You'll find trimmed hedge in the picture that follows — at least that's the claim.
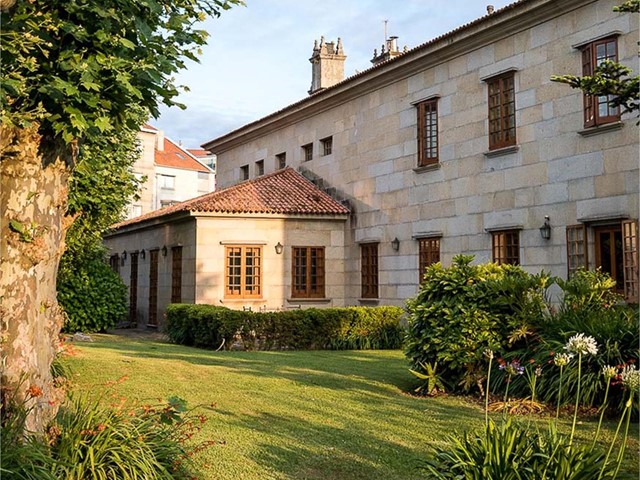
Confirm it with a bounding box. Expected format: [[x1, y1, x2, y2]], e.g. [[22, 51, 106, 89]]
[[165, 304, 405, 351]]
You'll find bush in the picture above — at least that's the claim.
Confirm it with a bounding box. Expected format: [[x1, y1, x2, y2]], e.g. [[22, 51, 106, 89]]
[[57, 251, 128, 333], [165, 304, 405, 351], [405, 255, 549, 391]]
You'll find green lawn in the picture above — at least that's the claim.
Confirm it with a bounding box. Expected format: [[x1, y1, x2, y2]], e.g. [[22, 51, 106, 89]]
[[62, 334, 639, 480]]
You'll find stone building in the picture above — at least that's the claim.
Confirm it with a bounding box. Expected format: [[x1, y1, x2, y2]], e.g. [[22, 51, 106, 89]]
[[106, 0, 638, 327], [203, 0, 639, 307], [126, 125, 215, 219]]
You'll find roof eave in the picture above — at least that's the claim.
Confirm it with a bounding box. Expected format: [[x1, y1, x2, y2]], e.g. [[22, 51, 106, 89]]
[[202, 0, 592, 154]]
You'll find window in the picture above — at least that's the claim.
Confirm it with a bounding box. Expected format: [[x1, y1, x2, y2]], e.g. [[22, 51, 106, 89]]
[[292, 247, 325, 298], [492, 230, 520, 265], [255, 159, 264, 176], [160, 200, 176, 208], [158, 174, 175, 190], [276, 152, 287, 169], [566, 224, 588, 277], [240, 164, 249, 180], [225, 246, 262, 298], [109, 254, 120, 274], [581, 37, 619, 127], [129, 252, 139, 323], [301, 144, 313, 162], [361, 243, 379, 298], [487, 72, 516, 150], [320, 136, 333, 156], [418, 237, 440, 281], [622, 220, 639, 302], [171, 246, 182, 304], [148, 249, 159, 327], [417, 99, 438, 167]]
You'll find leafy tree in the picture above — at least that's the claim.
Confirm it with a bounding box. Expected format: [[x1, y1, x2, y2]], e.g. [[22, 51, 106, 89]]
[[57, 109, 145, 332], [551, 1, 639, 118], [0, 0, 241, 433]]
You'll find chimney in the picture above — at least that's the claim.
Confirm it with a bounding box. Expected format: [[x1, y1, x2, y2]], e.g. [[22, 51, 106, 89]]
[[371, 35, 406, 66], [156, 130, 164, 152], [308, 36, 347, 95]]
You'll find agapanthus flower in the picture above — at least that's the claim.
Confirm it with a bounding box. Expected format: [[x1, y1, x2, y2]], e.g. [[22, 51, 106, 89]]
[[620, 365, 640, 391], [499, 359, 525, 376], [601, 365, 617, 379], [483, 349, 494, 359], [553, 352, 574, 367], [564, 333, 598, 356]]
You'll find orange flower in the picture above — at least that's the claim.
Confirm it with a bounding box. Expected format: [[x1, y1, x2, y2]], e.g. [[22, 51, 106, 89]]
[[26, 384, 44, 398]]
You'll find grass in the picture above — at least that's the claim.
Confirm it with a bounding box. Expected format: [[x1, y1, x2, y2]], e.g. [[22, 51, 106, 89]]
[[61, 333, 639, 480]]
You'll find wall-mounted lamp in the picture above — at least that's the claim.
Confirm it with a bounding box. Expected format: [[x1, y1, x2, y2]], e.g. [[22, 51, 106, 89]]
[[539, 216, 551, 240], [275, 242, 284, 255], [140, 249, 146, 260], [161, 245, 168, 257], [391, 237, 400, 251]]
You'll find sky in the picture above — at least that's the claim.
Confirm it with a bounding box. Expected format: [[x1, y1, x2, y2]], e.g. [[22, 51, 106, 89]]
[[154, 0, 514, 149]]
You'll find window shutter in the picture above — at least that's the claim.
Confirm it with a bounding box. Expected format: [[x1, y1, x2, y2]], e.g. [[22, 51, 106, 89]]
[[582, 45, 595, 128], [622, 219, 639, 303]]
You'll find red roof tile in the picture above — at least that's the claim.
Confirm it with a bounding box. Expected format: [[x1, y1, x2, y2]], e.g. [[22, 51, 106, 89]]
[[156, 137, 210, 172], [186, 148, 212, 158], [112, 168, 349, 229]]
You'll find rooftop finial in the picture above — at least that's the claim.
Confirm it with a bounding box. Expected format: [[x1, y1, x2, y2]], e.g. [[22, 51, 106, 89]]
[[487, 5, 494, 14]]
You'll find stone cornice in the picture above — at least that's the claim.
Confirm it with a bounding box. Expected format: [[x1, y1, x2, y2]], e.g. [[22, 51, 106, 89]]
[[203, 0, 597, 154]]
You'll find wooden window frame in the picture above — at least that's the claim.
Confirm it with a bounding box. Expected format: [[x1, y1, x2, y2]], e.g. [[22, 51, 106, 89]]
[[148, 249, 159, 327], [320, 136, 333, 156], [417, 99, 439, 167], [224, 245, 262, 299], [594, 225, 624, 295], [622, 219, 639, 303], [240, 164, 249, 180], [581, 37, 620, 128], [418, 237, 440, 282], [491, 230, 520, 265], [109, 254, 120, 274], [361, 243, 379, 299], [566, 224, 588, 277], [129, 252, 138, 323], [291, 246, 326, 298], [301, 144, 313, 162], [255, 159, 264, 176], [487, 72, 516, 150], [276, 152, 287, 169], [171, 246, 182, 304]]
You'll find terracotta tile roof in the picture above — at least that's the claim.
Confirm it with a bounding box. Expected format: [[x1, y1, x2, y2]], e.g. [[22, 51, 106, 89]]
[[202, 0, 526, 149], [112, 168, 349, 229], [186, 148, 212, 158], [156, 137, 210, 172], [142, 123, 157, 131]]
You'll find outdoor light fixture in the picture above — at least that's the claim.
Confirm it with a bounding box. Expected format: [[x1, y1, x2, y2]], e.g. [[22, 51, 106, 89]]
[[121, 250, 127, 266], [391, 237, 400, 251], [140, 249, 146, 260], [539, 216, 551, 240], [275, 242, 284, 255], [161, 245, 168, 257]]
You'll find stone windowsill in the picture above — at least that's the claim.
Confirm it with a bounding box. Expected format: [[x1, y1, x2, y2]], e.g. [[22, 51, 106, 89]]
[[412, 163, 441, 174], [483, 145, 520, 158], [577, 121, 623, 137], [358, 298, 380, 305], [286, 298, 332, 304]]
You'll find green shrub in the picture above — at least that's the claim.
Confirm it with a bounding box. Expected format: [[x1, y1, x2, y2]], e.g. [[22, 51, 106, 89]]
[[405, 255, 549, 392], [165, 304, 405, 351], [57, 251, 127, 333]]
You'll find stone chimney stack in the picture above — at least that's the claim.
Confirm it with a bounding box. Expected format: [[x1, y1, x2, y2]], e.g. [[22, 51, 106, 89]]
[[156, 130, 164, 151], [371, 35, 406, 66], [308, 36, 346, 95]]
